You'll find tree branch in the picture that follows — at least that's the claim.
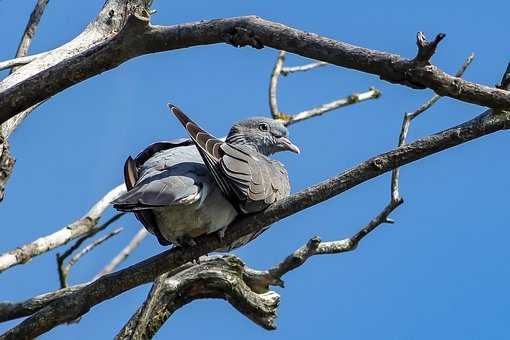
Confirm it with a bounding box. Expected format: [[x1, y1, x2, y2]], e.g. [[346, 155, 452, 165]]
[[57, 228, 123, 289], [268, 50, 380, 124], [116, 256, 280, 339], [2, 105, 510, 339], [0, 53, 47, 72], [280, 61, 327, 76], [0, 0, 49, 202], [10, 0, 49, 73], [284, 88, 381, 126], [0, 184, 126, 273], [1, 8, 509, 126], [0, 284, 87, 323], [391, 53, 475, 201], [269, 51, 285, 117], [94, 228, 148, 279]]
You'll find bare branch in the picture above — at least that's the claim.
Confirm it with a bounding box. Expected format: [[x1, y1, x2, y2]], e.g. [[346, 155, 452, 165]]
[[10, 0, 49, 73], [269, 51, 286, 117], [268, 51, 379, 124], [391, 53, 475, 201], [261, 196, 403, 287], [0, 284, 87, 323], [0, 136, 14, 202], [94, 228, 148, 279], [57, 228, 123, 289], [284, 87, 381, 126], [281, 61, 327, 76], [1, 13, 509, 126], [0, 184, 126, 273], [3, 106, 509, 339], [0, 53, 47, 72], [414, 32, 446, 63], [0, 0, 49, 201]]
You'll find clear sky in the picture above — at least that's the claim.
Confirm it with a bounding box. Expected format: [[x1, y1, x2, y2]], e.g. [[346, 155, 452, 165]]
[[1, 1, 509, 339]]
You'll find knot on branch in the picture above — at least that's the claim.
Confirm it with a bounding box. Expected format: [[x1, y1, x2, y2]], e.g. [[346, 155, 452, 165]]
[[223, 27, 264, 49], [371, 157, 385, 170], [414, 31, 446, 63]]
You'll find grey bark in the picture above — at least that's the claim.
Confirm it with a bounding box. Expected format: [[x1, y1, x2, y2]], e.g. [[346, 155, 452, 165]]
[[1, 3, 510, 127]]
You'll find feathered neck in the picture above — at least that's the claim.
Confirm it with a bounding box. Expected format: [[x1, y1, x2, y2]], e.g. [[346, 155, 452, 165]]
[[225, 132, 272, 156]]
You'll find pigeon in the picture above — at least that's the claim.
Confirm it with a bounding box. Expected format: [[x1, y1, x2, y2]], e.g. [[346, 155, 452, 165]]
[[113, 104, 299, 248]]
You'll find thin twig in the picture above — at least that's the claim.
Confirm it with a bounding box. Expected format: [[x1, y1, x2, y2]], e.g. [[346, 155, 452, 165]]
[[0, 0, 49, 203], [0, 53, 46, 72], [269, 51, 286, 117], [67, 228, 123, 269], [268, 51, 380, 125], [284, 87, 381, 126], [57, 228, 123, 288], [281, 61, 327, 76], [0, 184, 126, 273], [497, 62, 510, 90], [391, 52, 475, 201], [94, 228, 148, 279]]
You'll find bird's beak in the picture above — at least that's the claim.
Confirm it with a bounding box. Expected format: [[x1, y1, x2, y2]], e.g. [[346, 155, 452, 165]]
[[278, 137, 300, 154]]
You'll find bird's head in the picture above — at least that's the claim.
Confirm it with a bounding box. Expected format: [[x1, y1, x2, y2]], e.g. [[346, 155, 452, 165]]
[[226, 117, 300, 156]]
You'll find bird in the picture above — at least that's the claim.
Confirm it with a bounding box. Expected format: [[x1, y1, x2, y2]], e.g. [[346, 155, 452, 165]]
[[112, 104, 300, 249]]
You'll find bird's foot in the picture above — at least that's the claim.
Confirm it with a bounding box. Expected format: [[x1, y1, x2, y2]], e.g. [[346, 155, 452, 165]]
[[175, 235, 202, 263], [176, 235, 197, 248]]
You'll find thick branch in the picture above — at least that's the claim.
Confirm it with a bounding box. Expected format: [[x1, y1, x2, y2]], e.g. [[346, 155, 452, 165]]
[[0, 184, 126, 273], [1, 14, 509, 126], [118, 195, 403, 337], [2, 107, 509, 339], [0, 284, 87, 323], [116, 256, 280, 339]]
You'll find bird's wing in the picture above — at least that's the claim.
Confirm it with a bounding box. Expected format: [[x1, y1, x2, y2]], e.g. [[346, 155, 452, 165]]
[[112, 139, 200, 246], [169, 104, 290, 213], [221, 147, 290, 213], [169, 104, 239, 203]]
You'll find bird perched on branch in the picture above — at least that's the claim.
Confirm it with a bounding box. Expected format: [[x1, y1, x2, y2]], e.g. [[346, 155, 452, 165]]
[[113, 104, 299, 248]]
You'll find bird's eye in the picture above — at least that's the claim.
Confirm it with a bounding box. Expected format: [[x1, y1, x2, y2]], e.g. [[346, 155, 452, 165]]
[[258, 123, 269, 132]]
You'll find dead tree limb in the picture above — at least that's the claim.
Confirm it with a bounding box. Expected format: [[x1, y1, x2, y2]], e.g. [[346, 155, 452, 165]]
[[0, 0, 49, 201], [1, 1, 510, 127], [0, 185, 126, 273]]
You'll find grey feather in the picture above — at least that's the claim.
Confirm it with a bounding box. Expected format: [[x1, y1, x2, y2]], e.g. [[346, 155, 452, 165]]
[[113, 105, 297, 249]]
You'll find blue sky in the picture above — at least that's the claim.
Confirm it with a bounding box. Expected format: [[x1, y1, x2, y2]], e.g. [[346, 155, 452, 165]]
[[1, 1, 509, 339]]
